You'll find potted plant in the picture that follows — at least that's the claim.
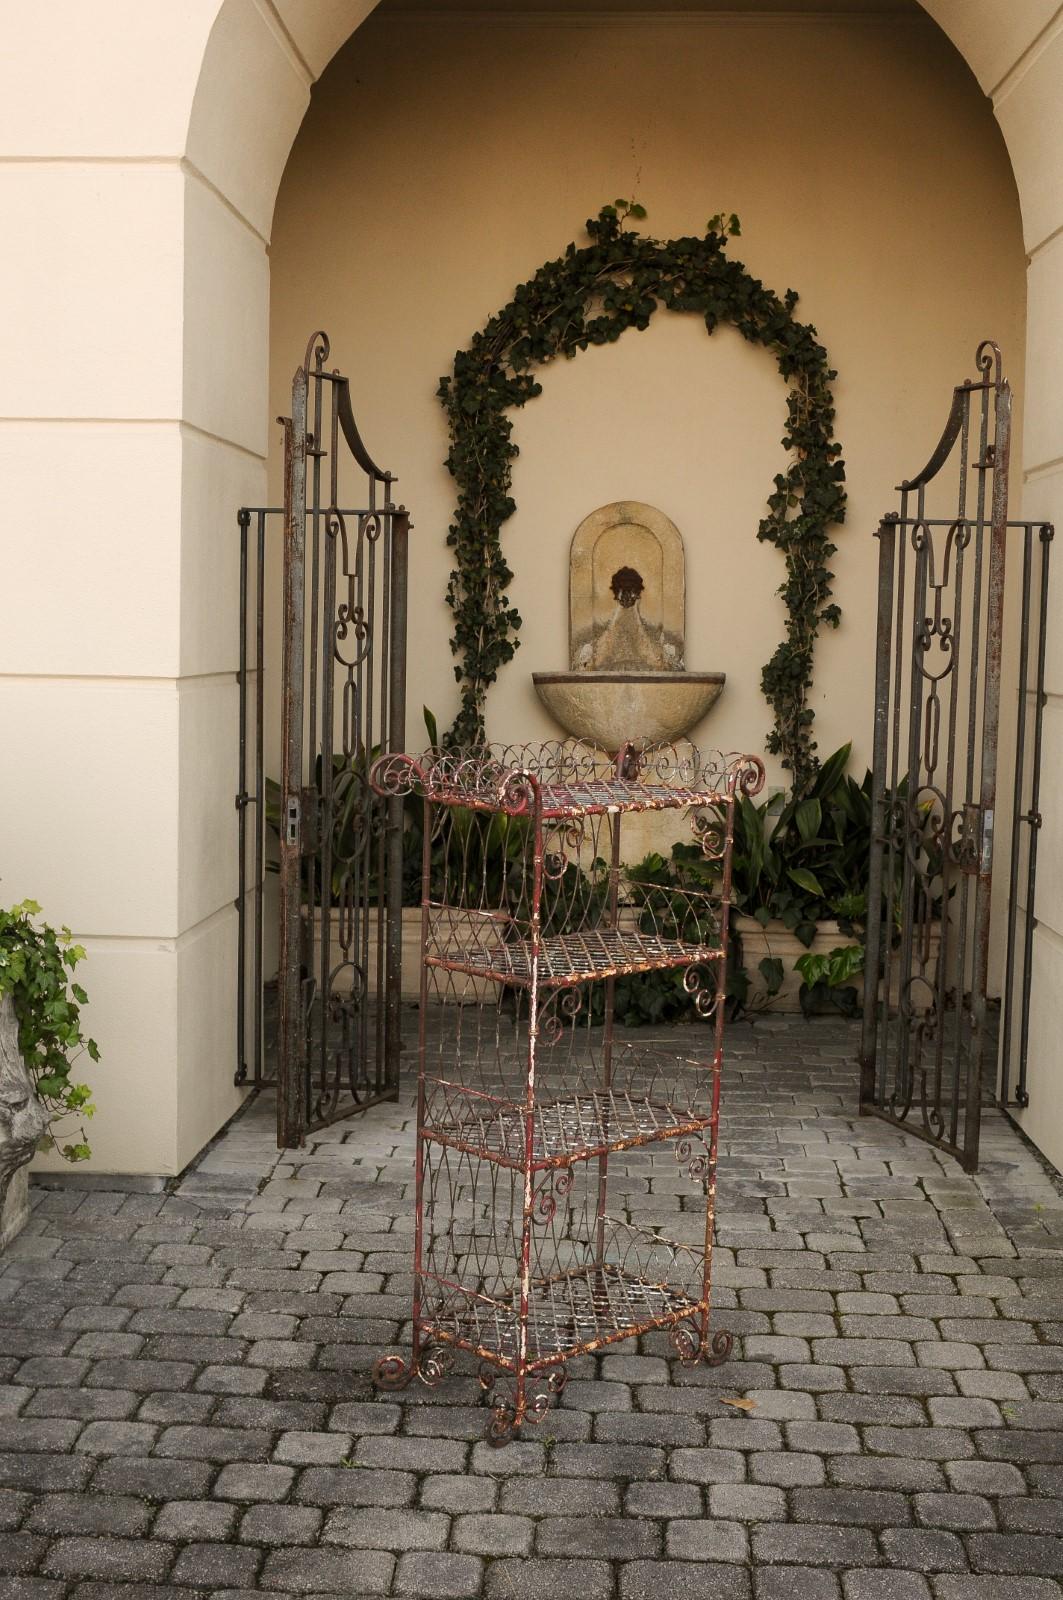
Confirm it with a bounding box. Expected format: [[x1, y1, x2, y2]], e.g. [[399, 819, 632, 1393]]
[[0, 901, 97, 1249], [266, 711, 567, 1003], [724, 744, 941, 1013], [617, 745, 941, 1018]]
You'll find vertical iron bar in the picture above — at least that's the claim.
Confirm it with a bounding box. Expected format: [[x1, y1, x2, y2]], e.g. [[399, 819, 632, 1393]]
[[235, 508, 250, 1087], [881, 485, 910, 1107], [1016, 525, 1054, 1106], [1000, 522, 1034, 1105], [318, 506, 338, 1116], [308, 364, 323, 795], [942, 393, 972, 1128], [254, 511, 266, 1086], [953, 376, 993, 1134], [278, 365, 309, 1150], [361, 515, 376, 1099], [860, 517, 897, 1107], [963, 377, 1012, 1170], [895, 512, 929, 1115], [385, 512, 410, 1096]]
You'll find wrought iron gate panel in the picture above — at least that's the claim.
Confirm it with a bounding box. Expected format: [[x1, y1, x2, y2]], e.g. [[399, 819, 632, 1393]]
[[236, 332, 409, 1147], [859, 342, 1052, 1171]]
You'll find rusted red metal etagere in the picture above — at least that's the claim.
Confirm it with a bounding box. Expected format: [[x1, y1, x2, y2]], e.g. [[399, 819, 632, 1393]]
[[369, 739, 763, 1442]]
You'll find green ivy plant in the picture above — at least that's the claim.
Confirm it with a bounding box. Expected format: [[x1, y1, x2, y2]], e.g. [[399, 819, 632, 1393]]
[[0, 901, 97, 1161], [439, 201, 847, 783]]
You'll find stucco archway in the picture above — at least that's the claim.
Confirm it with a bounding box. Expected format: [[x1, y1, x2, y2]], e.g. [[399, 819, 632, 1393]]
[[4, 0, 1062, 1175]]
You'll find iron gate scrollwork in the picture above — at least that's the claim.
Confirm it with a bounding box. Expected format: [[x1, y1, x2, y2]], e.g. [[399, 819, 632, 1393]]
[[859, 342, 1052, 1171], [235, 332, 410, 1146]]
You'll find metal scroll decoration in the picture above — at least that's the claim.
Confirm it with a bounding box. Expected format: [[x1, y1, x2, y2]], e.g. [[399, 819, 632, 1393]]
[[859, 342, 1053, 1171], [369, 738, 764, 1442]]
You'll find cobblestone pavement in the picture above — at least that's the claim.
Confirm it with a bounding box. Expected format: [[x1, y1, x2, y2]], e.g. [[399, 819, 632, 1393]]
[[4, 1016, 1063, 1600]]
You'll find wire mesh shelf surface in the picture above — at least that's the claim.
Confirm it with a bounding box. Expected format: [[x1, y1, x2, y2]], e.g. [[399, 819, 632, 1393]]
[[426, 1249, 702, 1369], [424, 1084, 713, 1170], [425, 925, 724, 987], [368, 739, 763, 1442]]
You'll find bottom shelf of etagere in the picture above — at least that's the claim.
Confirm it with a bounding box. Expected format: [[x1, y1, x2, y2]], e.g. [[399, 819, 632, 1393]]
[[418, 1218, 718, 1369]]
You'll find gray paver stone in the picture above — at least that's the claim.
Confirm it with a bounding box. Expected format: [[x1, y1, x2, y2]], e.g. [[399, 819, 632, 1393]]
[[620, 1559, 752, 1599], [170, 1543, 262, 1589], [753, 1524, 879, 1565], [212, 1463, 295, 1501], [393, 1551, 484, 1598], [152, 1500, 238, 1541], [42, 1536, 174, 1582], [667, 1517, 750, 1561], [755, 1571, 840, 1600], [259, 1547, 394, 1593], [841, 1571, 931, 1599], [321, 1506, 449, 1551], [453, 1511, 532, 1555], [420, 1474, 497, 1513], [485, 1558, 614, 1600]]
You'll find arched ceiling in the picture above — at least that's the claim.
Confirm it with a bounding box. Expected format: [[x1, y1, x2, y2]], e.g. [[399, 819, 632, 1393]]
[[186, 0, 1059, 247], [375, 0, 919, 11]]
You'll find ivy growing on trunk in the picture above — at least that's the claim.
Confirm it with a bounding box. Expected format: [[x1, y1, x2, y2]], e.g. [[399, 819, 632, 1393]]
[[439, 203, 847, 786]]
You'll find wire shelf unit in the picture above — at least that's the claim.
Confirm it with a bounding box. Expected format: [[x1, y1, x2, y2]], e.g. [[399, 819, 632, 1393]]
[[369, 738, 763, 1442]]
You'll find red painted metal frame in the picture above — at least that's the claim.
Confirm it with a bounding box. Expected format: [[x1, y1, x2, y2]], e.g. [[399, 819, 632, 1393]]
[[369, 738, 763, 1442]]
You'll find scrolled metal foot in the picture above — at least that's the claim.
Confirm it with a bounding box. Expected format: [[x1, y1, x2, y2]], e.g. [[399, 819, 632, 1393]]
[[486, 1400, 519, 1446], [669, 1322, 702, 1366], [418, 1344, 455, 1387], [544, 1363, 568, 1397], [372, 1352, 414, 1391], [705, 1328, 734, 1367]]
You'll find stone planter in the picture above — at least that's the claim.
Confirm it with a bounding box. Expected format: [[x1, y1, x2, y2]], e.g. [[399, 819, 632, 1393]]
[[0, 991, 50, 1252], [0, 1166, 30, 1252], [732, 916, 941, 1015]]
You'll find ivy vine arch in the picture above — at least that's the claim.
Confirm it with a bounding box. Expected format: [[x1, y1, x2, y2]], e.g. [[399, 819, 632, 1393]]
[[439, 204, 847, 786]]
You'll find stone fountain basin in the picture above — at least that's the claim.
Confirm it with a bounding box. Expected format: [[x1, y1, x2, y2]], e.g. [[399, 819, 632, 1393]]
[[532, 671, 725, 754]]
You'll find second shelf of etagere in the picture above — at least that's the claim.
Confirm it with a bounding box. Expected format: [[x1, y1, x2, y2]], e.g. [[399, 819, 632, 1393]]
[[423, 919, 724, 988]]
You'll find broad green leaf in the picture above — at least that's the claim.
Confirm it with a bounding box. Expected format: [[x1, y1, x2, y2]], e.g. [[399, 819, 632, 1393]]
[[795, 799, 822, 844], [787, 866, 825, 897]]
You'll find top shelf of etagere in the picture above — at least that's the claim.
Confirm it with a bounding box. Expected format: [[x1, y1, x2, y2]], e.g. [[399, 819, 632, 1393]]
[[369, 740, 764, 818]]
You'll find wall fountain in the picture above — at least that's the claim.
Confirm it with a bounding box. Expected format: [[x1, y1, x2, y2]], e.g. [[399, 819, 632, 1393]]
[[533, 501, 725, 754]]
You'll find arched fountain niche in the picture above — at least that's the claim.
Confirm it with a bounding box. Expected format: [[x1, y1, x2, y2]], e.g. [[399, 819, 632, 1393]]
[[533, 501, 724, 755]]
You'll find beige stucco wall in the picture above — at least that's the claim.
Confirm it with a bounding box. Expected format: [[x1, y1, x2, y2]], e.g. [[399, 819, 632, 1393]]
[[268, 11, 1024, 788], [1, 0, 1061, 1176], [268, 9, 1027, 915]]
